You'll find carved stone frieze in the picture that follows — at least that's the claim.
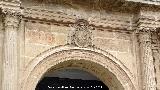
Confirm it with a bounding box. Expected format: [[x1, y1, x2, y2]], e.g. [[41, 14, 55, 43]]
[[68, 19, 93, 48]]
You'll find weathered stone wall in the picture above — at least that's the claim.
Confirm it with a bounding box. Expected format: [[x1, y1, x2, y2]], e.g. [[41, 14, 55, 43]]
[[23, 22, 70, 68], [21, 16, 138, 90], [19, 1, 139, 89], [0, 0, 160, 90], [23, 21, 137, 74], [93, 30, 136, 72]]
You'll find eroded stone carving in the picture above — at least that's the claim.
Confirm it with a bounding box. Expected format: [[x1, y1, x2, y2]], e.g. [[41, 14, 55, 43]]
[[136, 28, 157, 33], [68, 19, 93, 48], [137, 28, 157, 90]]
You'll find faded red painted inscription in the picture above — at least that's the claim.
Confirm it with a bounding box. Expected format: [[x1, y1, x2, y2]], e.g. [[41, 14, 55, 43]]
[[26, 30, 55, 45]]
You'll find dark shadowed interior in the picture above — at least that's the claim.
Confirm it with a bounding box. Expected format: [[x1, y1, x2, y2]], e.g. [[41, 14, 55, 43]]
[[36, 69, 109, 90]]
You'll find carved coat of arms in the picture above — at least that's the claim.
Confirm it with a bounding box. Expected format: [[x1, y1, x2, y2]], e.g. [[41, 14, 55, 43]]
[[68, 19, 93, 48]]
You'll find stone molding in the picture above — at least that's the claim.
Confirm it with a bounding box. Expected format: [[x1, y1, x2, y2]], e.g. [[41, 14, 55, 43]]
[[0, 1, 159, 33], [23, 7, 133, 32], [21, 45, 136, 90]]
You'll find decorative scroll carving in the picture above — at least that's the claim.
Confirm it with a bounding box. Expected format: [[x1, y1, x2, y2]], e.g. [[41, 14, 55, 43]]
[[68, 19, 93, 48]]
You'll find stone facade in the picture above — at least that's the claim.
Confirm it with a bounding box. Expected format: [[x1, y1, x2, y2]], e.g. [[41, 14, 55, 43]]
[[0, 0, 160, 90]]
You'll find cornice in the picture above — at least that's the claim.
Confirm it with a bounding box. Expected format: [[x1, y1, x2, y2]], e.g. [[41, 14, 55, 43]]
[[136, 16, 157, 29], [23, 7, 134, 33], [17, 1, 160, 33], [135, 11, 158, 34]]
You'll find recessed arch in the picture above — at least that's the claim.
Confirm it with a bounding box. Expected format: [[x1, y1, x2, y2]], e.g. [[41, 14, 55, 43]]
[[21, 45, 136, 90], [36, 60, 121, 90], [37, 66, 110, 90]]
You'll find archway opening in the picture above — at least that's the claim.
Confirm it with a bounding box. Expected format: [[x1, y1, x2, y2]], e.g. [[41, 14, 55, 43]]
[[23, 46, 135, 90], [34, 60, 123, 90], [36, 68, 109, 90]]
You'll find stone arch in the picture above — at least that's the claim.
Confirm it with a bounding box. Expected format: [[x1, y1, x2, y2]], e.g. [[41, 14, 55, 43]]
[[21, 45, 136, 90]]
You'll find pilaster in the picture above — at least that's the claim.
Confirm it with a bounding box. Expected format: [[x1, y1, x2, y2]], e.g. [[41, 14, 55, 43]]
[[135, 7, 158, 90], [0, 1, 22, 90], [136, 28, 157, 90]]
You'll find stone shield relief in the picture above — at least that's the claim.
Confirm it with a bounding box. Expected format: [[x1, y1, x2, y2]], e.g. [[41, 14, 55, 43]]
[[68, 19, 93, 48]]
